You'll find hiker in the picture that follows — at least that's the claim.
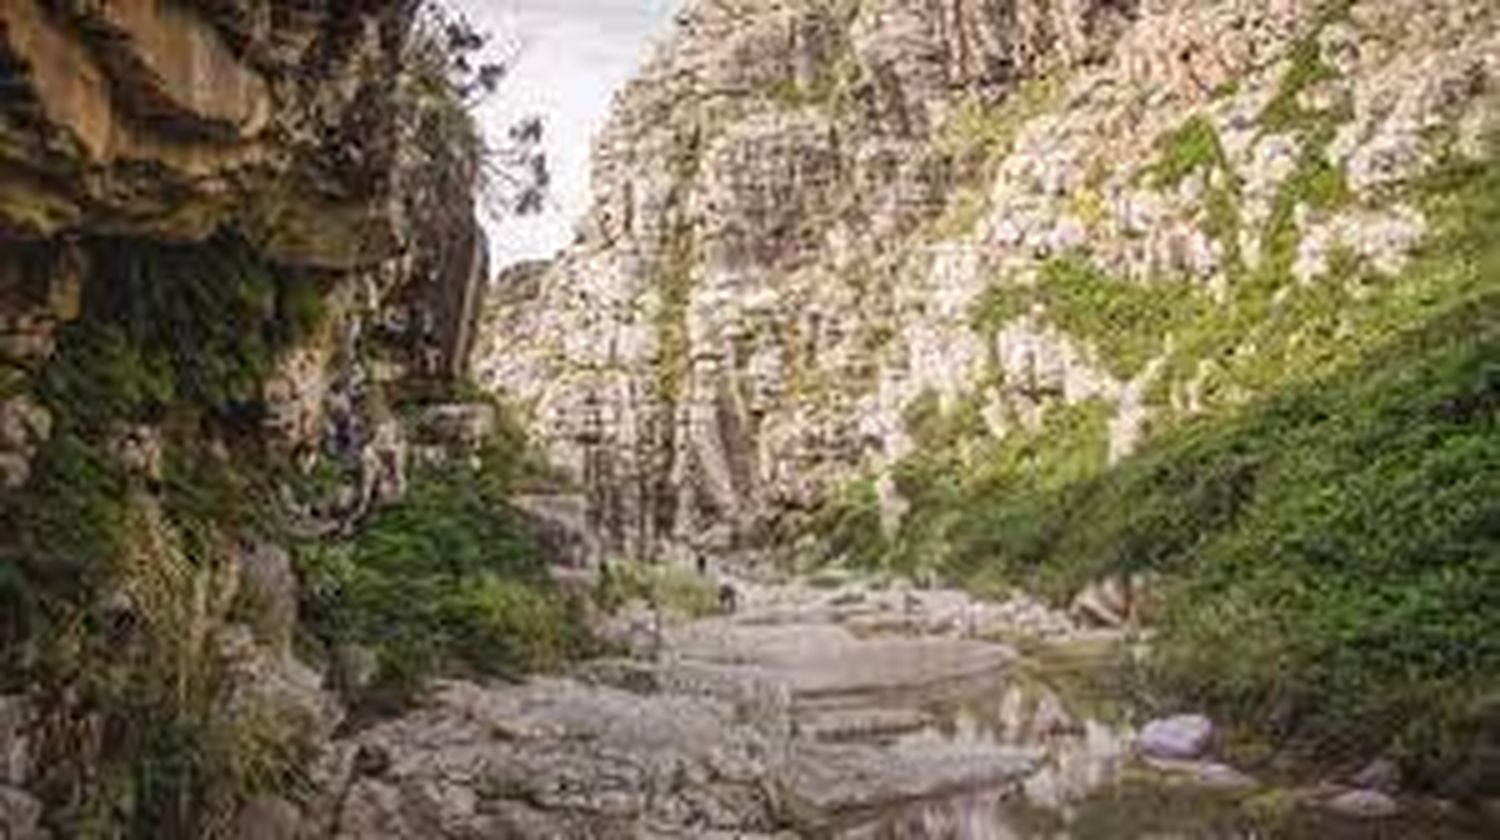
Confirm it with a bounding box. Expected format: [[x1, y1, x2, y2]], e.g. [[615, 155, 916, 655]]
[[718, 581, 739, 614]]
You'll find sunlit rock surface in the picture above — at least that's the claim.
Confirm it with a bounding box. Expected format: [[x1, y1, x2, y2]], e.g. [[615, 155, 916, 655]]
[[477, 0, 1500, 562]]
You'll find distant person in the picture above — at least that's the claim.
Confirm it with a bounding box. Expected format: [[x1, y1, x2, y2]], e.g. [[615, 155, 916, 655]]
[[695, 551, 708, 577], [718, 581, 739, 614]]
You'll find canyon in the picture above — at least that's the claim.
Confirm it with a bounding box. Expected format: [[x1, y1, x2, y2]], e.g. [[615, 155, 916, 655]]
[[0, 0, 1497, 837]]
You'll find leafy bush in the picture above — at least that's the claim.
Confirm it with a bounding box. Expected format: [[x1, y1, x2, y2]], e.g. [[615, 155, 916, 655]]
[[807, 477, 888, 569], [828, 148, 1500, 783], [941, 294, 1500, 779], [296, 445, 592, 713], [85, 232, 323, 419], [1, 229, 334, 836], [1151, 116, 1231, 190], [601, 562, 723, 619], [972, 254, 1207, 379]]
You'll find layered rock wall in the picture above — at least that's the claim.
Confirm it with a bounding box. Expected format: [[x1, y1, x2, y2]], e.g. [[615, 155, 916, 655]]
[[0, 2, 491, 835], [1, 0, 488, 473], [479, 0, 1133, 560], [478, 0, 1500, 563]]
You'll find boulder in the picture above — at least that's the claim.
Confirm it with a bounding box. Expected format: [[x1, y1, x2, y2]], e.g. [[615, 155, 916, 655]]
[[1324, 788, 1400, 819], [234, 541, 298, 653], [782, 741, 1039, 823], [0, 697, 29, 787], [414, 403, 498, 449], [234, 796, 303, 840], [1070, 578, 1131, 628], [1137, 714, 1214, 760], [1348, 757, 1402, 794], [1144, 758, 1259, 791], [0, 785, 44, 840]]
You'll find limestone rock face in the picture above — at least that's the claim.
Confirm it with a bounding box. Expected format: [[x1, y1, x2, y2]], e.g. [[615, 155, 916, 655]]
[[0, 0, 391, 260], [478, 0, 1500, 561], [0, 0, 490, 487], [0, 1, 492, 832]]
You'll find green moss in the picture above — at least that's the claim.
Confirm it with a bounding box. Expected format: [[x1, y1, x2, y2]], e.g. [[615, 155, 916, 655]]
[[1151, 116, 1232, 190], [654, 225, 696, 403], [975, 255, 1208, 381], [1259, 36, 1340, 135], [925, 76, 1065, 242], [970, 280, 1033, 335], [939, 76, 1063, 163]]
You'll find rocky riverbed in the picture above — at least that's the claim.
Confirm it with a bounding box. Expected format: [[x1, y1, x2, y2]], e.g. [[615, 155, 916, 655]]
[[324, 575, 1497, 838]]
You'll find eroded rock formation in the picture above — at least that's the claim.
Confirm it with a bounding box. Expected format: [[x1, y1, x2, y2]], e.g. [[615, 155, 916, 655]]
[[478, 0, 1500, 562], [0, 1, 490, 835]]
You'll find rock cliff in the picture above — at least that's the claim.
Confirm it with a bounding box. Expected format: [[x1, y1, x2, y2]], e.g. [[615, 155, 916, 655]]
[[0, 1, 491, 835], [478, 0, 1500, 563]]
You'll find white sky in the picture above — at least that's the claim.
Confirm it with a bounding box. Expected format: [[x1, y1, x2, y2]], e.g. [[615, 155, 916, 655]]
[[453, 1, 682, 268]]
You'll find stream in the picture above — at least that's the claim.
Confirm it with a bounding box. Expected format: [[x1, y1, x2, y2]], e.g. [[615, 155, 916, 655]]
[[663, 577, 1494, 839], [332, 573, 1497, 838]]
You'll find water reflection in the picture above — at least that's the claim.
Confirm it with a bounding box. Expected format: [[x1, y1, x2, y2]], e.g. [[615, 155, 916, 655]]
[[832, 640, 1492, 840]]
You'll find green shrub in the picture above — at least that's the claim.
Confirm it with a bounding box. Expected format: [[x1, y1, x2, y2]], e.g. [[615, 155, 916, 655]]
[[942, 295, 1500, 779], [36, 232, 322, 431], [296, 445, 592, 712], [654, 224, 695, 402], [85, 232, 322, 418], [970, 281, 1033, 335], [36, 323, 175, 431], [811, 146, 1500, 782], [0, 229, 337, 838], [1151, 116, 1231, 190], [1146, 115, 1246, 279], [807, 477, 888, 569], [603, 562, 723, 619], [973, 255, 1207, 380], [1259, 36, 1340, 134], [161, 433, 280, 566]]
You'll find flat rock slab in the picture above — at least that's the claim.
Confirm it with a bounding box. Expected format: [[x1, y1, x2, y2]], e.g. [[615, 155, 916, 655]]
[[785, 741, 1040, 820], [800, 707, 935, 743], [1143, 757, 1259, 791], [669, 622, 1014, 701], [1324, 788, 1400, 819], [335, 679, 785, 839]]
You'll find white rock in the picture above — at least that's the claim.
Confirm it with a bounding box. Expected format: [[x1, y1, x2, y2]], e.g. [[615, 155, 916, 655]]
[[1348, 757, 1401, 793], [1325, 788, 1400, 819], [0, 786, 43, 840], [1137, 714, 1214, 760]]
